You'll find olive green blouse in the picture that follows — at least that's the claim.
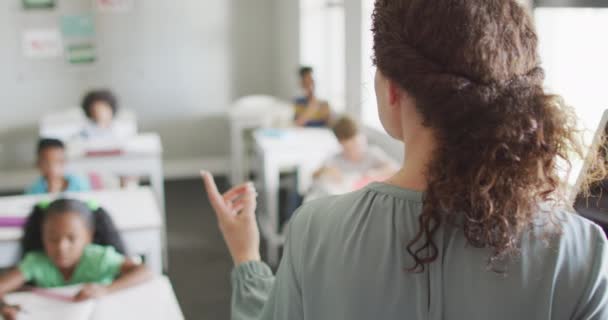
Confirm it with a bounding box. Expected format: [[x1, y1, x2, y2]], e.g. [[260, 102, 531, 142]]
[[231, 182, 608, 320]]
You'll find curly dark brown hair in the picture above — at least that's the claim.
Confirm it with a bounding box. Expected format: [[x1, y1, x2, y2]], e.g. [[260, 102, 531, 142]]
[[81, 89, 118, 119], [372, 0, 600, 272]]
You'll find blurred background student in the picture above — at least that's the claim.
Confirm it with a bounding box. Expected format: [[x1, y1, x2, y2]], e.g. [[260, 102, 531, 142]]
[[26, 138, 91, 195], [306, 115, 398, 201], [80, 89, 121, 140], [293, 66, 333, 127], [314, 115, 397, 183]]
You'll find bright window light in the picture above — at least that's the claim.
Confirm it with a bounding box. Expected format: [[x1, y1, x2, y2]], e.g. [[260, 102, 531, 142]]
[[535, 8, 608, 185], [360, 0, 382, 130], [300, 0, 345, 112]]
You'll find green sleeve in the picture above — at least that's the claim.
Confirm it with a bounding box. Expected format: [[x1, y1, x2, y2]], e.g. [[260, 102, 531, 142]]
[[231, 261, 275, 320], [98, 246, 126, 280], [17, 252, 43, 282], [230, 220, 304, 320]]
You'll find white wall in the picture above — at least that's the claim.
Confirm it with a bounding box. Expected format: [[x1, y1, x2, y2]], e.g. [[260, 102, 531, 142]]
[[272, 0, 300, 100], [0, 0, 301, 177]]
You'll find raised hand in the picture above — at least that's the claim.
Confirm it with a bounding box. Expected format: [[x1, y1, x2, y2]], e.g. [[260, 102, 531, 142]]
[[201, 171, 261, 266]]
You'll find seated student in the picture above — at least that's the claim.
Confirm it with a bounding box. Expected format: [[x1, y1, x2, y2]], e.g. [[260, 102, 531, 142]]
[[26, 138, 91, 195], [293, 66, 332, 127], [80, 89, 120, 139], [0, 199, 152, 320], [314, 115, 398, 184], [81, 89, 139, 189]]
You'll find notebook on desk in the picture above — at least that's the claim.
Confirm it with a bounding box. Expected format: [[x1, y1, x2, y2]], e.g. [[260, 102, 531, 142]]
[[2, 277, 183, 320], [4, 285, 93, 320]]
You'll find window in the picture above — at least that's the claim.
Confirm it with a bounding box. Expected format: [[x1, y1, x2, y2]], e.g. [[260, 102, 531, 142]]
[[534, 3, 608, 184], [360, 0, 382, 130], [300, 0, 345, 112]]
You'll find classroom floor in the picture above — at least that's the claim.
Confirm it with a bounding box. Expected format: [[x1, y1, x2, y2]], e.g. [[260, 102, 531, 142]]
[[165, 177, 233, 319]]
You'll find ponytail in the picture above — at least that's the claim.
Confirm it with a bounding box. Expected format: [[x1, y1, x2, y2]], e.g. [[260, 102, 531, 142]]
[[21, 199, 126, 257]]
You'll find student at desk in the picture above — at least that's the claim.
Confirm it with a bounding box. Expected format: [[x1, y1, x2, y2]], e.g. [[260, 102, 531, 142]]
[[26, 139, 91, 195], [203, 0, 608, 318], [80, 89, 140, 189], [0, 199, 152, 320], [293, 66, 332, 127], [80, 89, 122, 140], [314, 115, 397, 184]]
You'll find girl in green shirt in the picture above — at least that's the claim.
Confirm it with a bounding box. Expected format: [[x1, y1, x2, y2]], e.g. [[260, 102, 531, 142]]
[[0, 199, 152, 320]]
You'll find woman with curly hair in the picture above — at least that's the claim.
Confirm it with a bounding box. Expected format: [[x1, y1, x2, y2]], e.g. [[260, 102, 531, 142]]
[[202, 0, 608, 319]]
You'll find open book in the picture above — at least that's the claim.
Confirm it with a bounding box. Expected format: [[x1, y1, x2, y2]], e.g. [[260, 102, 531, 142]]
[[3, 285, 94, 320], [2, 278, 183, 320]]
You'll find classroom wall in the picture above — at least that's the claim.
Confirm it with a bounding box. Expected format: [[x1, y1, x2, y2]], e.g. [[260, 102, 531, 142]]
[[0, 0, 302, 181]]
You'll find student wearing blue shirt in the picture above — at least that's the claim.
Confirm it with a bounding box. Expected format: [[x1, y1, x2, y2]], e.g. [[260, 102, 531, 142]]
[[26, 139, 91, 195], [293, 67, 332, 127]]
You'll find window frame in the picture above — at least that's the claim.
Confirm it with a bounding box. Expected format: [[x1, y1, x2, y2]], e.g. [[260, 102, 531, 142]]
[[534, 0, 608, 8]]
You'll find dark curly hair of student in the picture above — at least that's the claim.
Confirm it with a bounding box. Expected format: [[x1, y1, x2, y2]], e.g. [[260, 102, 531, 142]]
[[372, 0, 604, 272], [81, 89, 118, 119], [21, 199, 126, 257]]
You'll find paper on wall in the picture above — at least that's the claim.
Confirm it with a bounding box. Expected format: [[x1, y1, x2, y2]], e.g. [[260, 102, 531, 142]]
[[22, 29, 63, 59], [95, 0, 134, 13]]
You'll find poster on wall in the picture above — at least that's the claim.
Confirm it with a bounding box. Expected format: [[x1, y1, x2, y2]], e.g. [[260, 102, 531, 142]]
[[66, 43, 96, 64], [22, 29, 63, 59], [22, 0, 55, 10], [95, 0, 134, 13], [60, 15, 96, 38]]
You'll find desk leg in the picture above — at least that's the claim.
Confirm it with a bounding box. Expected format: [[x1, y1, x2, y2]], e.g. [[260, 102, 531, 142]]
[[121, 229, 163, 275], [260, 154, 281, 266], [231, 124, 243, 185], [150, 158, 168, 272]]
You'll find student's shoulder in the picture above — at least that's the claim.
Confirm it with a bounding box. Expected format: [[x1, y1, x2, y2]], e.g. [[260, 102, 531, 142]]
[[22, 250, 49, 262], [25, 177, 46, 194], [66, 174, 91, 190], [293, 96, 308, 105], [20, 251, 54, 271]]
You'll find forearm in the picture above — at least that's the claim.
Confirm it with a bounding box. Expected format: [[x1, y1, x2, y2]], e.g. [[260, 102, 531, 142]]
[[106, 264, 152, 294], [0, 269, 26, 297]]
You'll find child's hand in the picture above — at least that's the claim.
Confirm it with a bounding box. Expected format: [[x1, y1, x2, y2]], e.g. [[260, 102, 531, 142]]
[[73, 284, 109, 302], [0, 305, 20, 320], [201, 171, 261, 266]]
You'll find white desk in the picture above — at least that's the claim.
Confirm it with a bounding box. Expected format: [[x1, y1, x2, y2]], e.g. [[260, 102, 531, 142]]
[[91, 276, 184, 320], [0, 188, 164, 274], [39, 108, 138, 142], [66, 133, 165, 213], [228, 96, 293, 185], [253, 128, 340, 265], [3, 276, 184, 320]]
